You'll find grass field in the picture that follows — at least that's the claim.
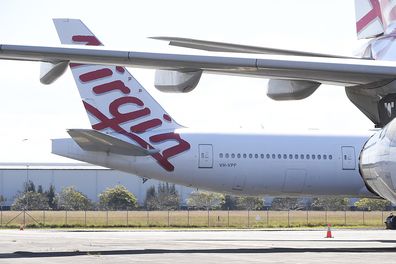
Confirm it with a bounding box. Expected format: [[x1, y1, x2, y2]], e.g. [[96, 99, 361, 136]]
[[0, 210, 391, 228]]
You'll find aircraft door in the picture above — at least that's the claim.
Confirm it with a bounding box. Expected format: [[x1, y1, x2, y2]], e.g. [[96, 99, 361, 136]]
[[198, 144, 213, 168], [342, 146, 356, 170]]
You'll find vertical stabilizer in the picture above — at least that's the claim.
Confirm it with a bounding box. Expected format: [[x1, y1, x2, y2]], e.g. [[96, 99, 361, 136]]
[[355, 0, 385, 39], [52, 19, 190, 172]]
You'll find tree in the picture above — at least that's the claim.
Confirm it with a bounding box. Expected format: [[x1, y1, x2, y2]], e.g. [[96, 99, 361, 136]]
[[99, 185, 137, 210], [12, 192, 50, 210], [23, 180, 35, 193], [144, 185, 158, 210], [271, 198, 300, 210], [45, 184, 57, 210], [156, 183, 180, 210], [311, 197, 349, 211], [236, 196, 264, 210], [0, 195, 5, 205], [354, 198, 391, 211], [187, 191, 225, 210], [57, 186, 93, 210], [222, 195, 237, 210]]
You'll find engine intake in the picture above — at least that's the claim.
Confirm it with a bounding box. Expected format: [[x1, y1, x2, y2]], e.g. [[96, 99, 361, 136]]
[[360, 118, 396, 203]]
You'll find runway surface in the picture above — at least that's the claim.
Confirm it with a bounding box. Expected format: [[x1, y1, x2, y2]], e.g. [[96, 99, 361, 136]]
[[0, 229, 396, 263]]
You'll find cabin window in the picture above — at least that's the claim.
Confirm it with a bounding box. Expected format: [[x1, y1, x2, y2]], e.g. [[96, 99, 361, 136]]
[[329, 155, 333, 160], [231, 153, 235, 158], [237, 153, 241, 158], [219, 153, 223, 158], [243, 154, 247, 158], [295, 154, 298, 159]]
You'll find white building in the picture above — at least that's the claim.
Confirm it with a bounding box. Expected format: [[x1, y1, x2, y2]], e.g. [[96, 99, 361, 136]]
[[0, 163, 196, 207]]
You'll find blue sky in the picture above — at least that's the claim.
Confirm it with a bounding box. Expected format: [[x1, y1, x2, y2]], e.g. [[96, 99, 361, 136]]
[[0, 0, 373, 162]]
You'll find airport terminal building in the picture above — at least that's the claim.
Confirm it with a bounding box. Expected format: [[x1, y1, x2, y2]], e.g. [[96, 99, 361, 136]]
[[0, 163, 196, 208]]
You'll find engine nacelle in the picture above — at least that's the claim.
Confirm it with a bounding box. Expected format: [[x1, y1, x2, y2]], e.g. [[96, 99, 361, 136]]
[[360, 118, 396, 203], [267, 79, 321, 100], [154, 70, 202, 93]]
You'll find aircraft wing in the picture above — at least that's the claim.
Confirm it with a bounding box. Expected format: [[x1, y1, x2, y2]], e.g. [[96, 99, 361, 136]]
[[0, 44, 396, 86], [150, 36, 356, 59], [68, 129, 159, 156]]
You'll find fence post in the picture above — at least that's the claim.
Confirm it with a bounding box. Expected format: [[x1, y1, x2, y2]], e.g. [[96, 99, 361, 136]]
[[266, 208, 269, 227], [106, 210, 109, 226], [43, 210, 45, 226], [168, 209, 170, 227], [306, 210, 309, 226], [126, 209, 129, 226], [147, 210, 149, 226], [187, 208, 190, 227], [84, 210, 87, 227], [247, 210, 250, 228], [207, 209, 210, 227], [1, 206, 2, 227], [227, 208, 230, 228], [363, 211, 365, 226], [65, 210, 67, 226], [325, 210, 328, 224], [382, 211, 384, 225], [287, 210, 290, 227], [344, 209, 347, 226]]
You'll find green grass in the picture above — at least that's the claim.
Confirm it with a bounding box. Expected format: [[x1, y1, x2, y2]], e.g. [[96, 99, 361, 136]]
[[0, 210, 390, 229]]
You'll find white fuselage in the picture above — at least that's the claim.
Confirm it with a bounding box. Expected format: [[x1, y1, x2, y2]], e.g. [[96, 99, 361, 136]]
[[53, 129, 377, 198]]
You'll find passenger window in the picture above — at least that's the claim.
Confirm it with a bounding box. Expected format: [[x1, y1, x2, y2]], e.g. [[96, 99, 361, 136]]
[[237, 153, 241, 159], [255, 154, 259, 159], [318, 155, 321, 160], [249, 154, 253, 158], [300, 154, 304, 160], [312, 155, 316, 160], [278, 154, 282, 159], [243, 154, 247, 158], [266, 154, 270, 159], [231, 153, 235, 158], [323, 155, 327, 160], [306, 154, 310, 160], [283, 154, 287, 159], [225, 153, 229, 158], [219, 153, 223, 158], [261, 154, 265, 159], [272, 154, 276, 159], [289, 154, 293, 159], [329, 155, 333, 160], [295, 154, 298, 159]]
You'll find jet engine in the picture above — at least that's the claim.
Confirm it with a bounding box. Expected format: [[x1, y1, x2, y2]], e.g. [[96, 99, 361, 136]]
[[154, 70, 202, 93], [360, 118, 396, 204]]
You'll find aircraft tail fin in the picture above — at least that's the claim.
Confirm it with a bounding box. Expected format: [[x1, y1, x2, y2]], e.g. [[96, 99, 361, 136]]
[[355, 0, 385, 39], [52, 19, 191, 172]]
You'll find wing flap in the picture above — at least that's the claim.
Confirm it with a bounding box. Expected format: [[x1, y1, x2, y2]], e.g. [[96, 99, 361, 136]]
[[150, 37, 356, 59], [68, 129, 159, 156]]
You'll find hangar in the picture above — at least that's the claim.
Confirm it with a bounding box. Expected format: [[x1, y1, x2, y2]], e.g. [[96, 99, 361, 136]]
[[0, 162, 195, 208]]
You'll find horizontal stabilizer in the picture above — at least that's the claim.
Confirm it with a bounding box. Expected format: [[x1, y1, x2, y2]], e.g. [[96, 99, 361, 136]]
[[151, 37, 356, 59], [67, 129, 159, 156]]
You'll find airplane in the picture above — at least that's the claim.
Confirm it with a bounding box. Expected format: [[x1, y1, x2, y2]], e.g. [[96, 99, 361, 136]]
[[0, 1, 396, 203]]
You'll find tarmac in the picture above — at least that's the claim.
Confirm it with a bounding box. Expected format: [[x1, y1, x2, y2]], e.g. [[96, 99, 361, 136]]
[[0, 229, 396, 263]]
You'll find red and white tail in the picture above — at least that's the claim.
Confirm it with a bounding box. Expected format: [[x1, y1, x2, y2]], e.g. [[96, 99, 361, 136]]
[[355, 0, 396, 39], [52, 19, 190, 172]]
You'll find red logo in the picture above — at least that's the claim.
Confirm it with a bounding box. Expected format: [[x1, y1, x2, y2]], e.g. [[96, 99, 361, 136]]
[[70, 35, 191, 172]]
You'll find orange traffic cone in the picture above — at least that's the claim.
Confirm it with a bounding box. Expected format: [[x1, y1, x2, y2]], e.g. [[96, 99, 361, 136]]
[[325, 224, 333, 238]]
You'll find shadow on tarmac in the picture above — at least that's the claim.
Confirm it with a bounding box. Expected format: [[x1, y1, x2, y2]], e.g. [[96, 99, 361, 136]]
[[1, 247, 396, 258]]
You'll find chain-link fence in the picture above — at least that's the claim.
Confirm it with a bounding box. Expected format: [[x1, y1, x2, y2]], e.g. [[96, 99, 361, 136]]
[[0, 210, 391, 228]]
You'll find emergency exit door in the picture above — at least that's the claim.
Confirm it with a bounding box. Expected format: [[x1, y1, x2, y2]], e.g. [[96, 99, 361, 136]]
[[198, 144, 213, 168], [342, 146, 356, 170]]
